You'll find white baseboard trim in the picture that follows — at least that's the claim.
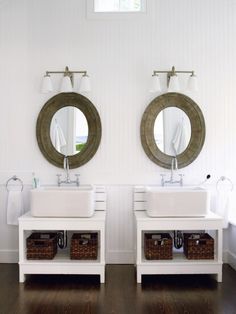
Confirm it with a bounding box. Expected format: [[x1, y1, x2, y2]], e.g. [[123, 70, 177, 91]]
[[223, 250, 229, 263], [227, 250, 236, 271], [106, 250, 134, 264], [0, 250, 18, 263]]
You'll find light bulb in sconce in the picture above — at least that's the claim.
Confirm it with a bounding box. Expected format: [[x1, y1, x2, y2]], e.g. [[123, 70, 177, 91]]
[[60, 75, 73, 92], [168, 74, 180, 92], [41, 74, 53, 93], [187, 73, 198, 92], [149, 74, 161, 93], [79, 74, 91, 93]]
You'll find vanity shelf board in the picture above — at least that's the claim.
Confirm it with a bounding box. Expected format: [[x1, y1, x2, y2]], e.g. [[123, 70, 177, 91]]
[[22, 248, 101, 264], [134, 211, 223, 230], [141, 252, 219, 264], [19, 263, 105, 278]]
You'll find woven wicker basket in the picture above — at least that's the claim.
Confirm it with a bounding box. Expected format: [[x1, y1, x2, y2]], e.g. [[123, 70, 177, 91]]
[[27, 232, 58, 260], [144, 233, 173, 260], [70, 233, 98, 260], [184, 233, 214, 259]]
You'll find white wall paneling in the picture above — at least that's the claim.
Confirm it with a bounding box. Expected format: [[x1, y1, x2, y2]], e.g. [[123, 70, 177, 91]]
[[0, 0, 236, 263], [106, 186, 134, 263]]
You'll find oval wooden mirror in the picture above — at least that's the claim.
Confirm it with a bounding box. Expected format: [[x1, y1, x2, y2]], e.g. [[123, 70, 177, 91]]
[[140, 93, 205, 169], [36, 92, 102, 169]]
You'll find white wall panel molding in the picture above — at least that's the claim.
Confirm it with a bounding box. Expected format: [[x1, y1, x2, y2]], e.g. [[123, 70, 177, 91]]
[[0, 250, 18, 263], [227, 250, 236, 271], [105, 186, 134, 263], [106, 250, 134, 264]]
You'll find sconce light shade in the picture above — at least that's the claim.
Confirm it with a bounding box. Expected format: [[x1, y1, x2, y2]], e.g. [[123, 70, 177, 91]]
[[151, 66, 198, 94], [149, 74, 161, 93], [79, 74, 91, 92], [41, 67, 91, 94], [187, 74, 198, 92], [41, 74, 53, 93], [168, 75, 180, 92], [60, 75, 73, 92]]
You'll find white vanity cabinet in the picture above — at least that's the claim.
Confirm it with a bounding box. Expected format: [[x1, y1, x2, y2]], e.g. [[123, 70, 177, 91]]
[[134, 186, 224, 283], [18, 186, 106, 283]]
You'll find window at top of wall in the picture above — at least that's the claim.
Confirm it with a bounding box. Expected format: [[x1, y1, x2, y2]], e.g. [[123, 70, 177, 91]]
[[94, 0, 145, 12], [87, 0, 147, 19]]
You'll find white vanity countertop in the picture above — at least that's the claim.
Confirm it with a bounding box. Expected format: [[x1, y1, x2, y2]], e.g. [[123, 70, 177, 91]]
[[135, 211, 223, 221], [134, 211, 224, 230], [19, 211, 106, 222]]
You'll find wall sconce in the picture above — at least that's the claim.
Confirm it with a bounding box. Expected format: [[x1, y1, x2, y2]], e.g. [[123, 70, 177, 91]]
[[41, 66, 91, 93], [149, 66, 198, 93]]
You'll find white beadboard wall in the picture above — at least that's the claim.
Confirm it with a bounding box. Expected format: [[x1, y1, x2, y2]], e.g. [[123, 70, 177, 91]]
[[0, 0, 236, 264]]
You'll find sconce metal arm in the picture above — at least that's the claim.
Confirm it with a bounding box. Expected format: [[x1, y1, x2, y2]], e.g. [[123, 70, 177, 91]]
[[44, 66, 88, 88], [153, 66, 194, 76], [46, 68, 87, 76]]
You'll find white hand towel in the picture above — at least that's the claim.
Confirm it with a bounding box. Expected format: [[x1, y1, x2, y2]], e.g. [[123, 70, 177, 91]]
[[172, 123, 182, 155], [52, 122, 67, 153], [215, 190, 231, 228], [54, 126, 61, 152], [57, 124, 66, 147], [228, 191, 236, 225], [7, 190, 24, 225], [172, 122, 187, 155]]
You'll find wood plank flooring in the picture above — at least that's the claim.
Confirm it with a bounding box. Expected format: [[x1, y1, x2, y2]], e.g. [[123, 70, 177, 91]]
[[0, 264, 235, 314]]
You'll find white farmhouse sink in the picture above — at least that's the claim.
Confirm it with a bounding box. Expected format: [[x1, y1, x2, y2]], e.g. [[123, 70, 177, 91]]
[[30, 185, 95, 217], [146, 186, 210, 217]]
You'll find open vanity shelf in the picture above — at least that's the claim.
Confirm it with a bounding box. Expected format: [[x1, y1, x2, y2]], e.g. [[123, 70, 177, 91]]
[[135, 211, 223, 283], [18, 186, 106, 283], [134, 187, 224, 284]]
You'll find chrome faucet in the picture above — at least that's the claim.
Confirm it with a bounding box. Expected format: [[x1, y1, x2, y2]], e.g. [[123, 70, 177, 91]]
[[170, 157, 178, 181], [64, 156, 70, 183], [161, 157, 184, 186], [57, 156, 80, 186]]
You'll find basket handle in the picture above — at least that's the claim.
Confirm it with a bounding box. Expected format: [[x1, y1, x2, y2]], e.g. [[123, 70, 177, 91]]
[[196, 239, 206, 245], [154, 240, 165, 246]]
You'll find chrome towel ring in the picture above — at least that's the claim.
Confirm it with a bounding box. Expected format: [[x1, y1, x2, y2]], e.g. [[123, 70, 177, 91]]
[[216, 176, 234, 192], [6, 176, 24, 192]]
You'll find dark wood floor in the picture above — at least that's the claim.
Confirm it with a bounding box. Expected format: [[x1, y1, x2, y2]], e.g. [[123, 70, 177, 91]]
[[0, 264, 236, 314]]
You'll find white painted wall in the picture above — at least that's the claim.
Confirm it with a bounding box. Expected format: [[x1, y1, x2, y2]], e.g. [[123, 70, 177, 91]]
[[0, 0, 236, 264]]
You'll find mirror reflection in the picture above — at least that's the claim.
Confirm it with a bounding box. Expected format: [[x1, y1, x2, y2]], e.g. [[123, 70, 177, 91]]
[[50, 106, 88, 156], [154, 107, 191, 156]]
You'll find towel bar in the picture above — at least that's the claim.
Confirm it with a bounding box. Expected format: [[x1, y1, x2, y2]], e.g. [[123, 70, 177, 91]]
[[6, 175, 24, 192]]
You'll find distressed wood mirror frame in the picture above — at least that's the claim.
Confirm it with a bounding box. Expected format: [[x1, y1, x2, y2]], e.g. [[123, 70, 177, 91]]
[[141, 92, 205, 169], [36, 92, 102, 169]]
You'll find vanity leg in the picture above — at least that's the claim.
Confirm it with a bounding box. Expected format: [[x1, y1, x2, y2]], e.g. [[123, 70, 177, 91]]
[[100, 270, 105, 283], [216, 271, 222, 283], [19, 269, 25, 283], [137, 270, 142, 283]]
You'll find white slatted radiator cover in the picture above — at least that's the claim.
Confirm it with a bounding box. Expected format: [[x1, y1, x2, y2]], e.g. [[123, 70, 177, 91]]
[[133, 186, 146, 211], [95, 185, 107, 211]]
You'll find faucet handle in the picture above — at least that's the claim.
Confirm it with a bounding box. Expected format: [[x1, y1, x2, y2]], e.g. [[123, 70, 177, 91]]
[[75, 174, 80, 186], [56, 174, 62, 186], [178, 174, 184, 186], [160, 174, 166, 186]]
